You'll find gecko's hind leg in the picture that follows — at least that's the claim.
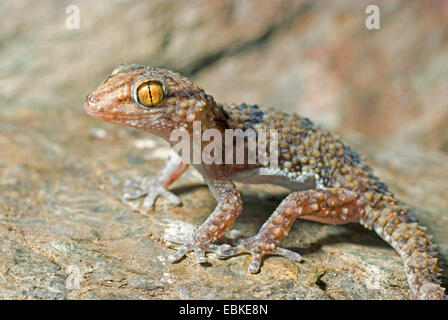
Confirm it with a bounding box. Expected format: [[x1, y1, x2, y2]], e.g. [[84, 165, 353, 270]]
[[215, 188, 366, 273], [122, 152, 189, 214]]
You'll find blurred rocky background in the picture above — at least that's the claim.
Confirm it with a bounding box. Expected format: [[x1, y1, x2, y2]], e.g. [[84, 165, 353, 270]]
[[0, 0, 447, 299]]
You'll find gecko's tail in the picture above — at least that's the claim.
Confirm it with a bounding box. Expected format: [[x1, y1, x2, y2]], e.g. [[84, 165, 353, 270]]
[[397, 231, 447, 300], [360, 194, 447, 300]]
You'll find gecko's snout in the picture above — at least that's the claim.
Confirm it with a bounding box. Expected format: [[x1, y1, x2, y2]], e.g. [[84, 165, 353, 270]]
[[84, 89, 113, 121], [84, 92, 101, 115]]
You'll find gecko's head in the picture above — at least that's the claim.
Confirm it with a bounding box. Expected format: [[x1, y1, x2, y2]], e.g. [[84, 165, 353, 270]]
[[84, 64, 212, 139]]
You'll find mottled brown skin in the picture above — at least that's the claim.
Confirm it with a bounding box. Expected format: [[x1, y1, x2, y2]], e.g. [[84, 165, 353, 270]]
[[84, 64, 446, 300]]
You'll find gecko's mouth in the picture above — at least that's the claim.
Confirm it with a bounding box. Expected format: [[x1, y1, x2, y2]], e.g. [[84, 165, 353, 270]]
[[83, 95, 157, 123], [84, 104, 138, 121]]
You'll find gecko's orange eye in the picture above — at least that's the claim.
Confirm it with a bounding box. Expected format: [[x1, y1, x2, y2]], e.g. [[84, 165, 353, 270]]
[[136, 81, 165, 107]]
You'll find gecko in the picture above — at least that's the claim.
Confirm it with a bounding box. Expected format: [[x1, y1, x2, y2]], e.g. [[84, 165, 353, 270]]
[[84, 64, 446, 300]]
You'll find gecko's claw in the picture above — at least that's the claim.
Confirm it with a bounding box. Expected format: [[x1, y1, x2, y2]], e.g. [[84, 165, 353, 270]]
[[215, 238, 303, 273], [122, 179, 182, 214]]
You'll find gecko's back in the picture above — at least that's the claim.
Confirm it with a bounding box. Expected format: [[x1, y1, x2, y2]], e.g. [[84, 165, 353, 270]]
[[221, 103, 387, 195]]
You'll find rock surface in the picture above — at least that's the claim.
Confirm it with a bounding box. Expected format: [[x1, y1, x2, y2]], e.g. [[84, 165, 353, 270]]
[[0, 0, 447, 299]]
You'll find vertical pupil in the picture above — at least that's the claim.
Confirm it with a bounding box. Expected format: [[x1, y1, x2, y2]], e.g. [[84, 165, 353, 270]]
[[147, 84, 154, 105]]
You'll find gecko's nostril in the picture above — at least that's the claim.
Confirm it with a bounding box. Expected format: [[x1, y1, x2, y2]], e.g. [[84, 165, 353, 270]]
[[84, 93, 99, 112], [85, 93, 98, 105]]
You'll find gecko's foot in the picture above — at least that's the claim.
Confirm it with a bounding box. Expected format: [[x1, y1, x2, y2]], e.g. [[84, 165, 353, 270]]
[[167, 230, 246, 264], [215, 237, 303, 273], [167, 240, 214, 264], [122, 178, 182, 214]]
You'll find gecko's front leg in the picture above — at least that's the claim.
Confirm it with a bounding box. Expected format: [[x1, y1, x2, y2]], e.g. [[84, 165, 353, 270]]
[[167, 177, 243, 264], [123, 152, 189, 214]]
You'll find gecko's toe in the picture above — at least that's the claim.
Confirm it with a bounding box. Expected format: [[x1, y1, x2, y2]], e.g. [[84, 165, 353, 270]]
[[122, 190, 146, 201], [215, 244, 238, 258], [215, 243, 263, 273], [122, 182, 182, 214], [142, 192, 159, 209], [194, 248, 208, 264], [273, 247, 303, 263], [248, 254, 262, 273], [167, 242, 212, 264], [167, 245, 190, 263], [215, 237, 303, 272], [160, 189, 182, 206]]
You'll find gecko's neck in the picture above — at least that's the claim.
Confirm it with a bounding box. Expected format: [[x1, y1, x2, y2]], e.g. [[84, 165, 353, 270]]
[[200, 95, 230, 132]]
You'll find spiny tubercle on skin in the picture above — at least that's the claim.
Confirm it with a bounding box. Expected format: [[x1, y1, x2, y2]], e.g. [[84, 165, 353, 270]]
[[84, 64, 447, 300]]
